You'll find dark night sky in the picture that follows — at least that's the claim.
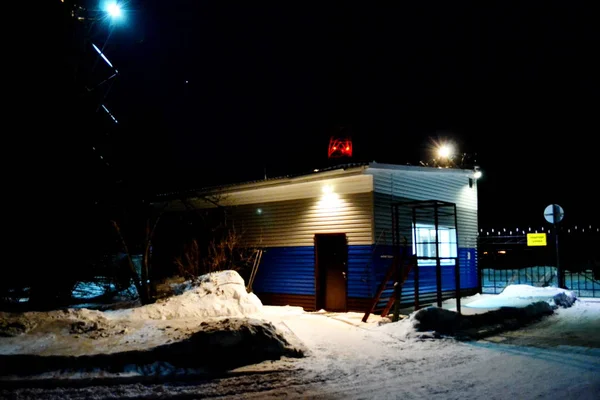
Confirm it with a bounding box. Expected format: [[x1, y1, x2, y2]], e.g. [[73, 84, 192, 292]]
[[60, 1, 599, 228]]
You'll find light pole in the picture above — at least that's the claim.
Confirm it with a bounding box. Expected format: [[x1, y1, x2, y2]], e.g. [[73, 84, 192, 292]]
[[66, 0, 127, 183], [71, 1, 123, 94]]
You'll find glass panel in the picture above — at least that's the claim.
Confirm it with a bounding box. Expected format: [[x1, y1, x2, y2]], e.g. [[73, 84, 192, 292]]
[[412, 224, 458, 266]]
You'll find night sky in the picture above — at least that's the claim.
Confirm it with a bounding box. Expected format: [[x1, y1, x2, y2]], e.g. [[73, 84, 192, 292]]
[[59, 1, 599, 228]]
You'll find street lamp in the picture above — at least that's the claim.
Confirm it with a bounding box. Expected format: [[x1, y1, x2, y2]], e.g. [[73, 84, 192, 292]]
[[71, 1, 124, 93], [65, 0, 128, 180], [70, 1, 124, 22], [437, 144, 453, 160], [420, 137, 479, 169]]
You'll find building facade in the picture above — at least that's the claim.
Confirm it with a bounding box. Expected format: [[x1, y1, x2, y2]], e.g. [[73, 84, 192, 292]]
[[157, 162, 480, 312]]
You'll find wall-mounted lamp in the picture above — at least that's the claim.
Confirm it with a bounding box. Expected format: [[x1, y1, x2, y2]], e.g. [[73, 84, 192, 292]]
[[319, 184, 341, 211], [470, 167, 482, 187]]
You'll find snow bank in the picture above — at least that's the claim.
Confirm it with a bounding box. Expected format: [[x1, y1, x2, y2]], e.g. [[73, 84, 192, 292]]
[[0, 308, 122, 338], [0, 318, 304, 378], [466, 284, 577, 309], [378, 301, 555, 341], [499, 284, 577, 307], [108, 270, 263, 320]]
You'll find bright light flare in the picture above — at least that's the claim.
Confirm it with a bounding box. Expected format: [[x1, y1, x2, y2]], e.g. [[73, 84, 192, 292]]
[[318, 186, 342, 211], [437, 144, 453, 159], [106, 2, 122, 18], [473, 170, 482, 179], [322, 185, 334, 195]]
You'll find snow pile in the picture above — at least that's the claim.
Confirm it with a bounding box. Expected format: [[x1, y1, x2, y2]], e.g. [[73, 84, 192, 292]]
[[499, 284, 577, 307], [379, 301, 555, 340], [377, 306, 472, 340], [0, 308, 125, 339], [0, 271, 304, 378], [465, 284, 577, 309], [0, 318, 304, 378], [0, 314, 38, 337], [109, 270, 263, 320], [377, 285, 571, 341]]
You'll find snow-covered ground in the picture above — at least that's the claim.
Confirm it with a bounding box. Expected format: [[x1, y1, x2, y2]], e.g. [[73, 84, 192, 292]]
[[1, 271, 599, 399]]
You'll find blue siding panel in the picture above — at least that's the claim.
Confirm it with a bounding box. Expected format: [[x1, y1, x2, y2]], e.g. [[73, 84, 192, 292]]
[[396, 247, 478, 299], [458, 248, 478, 289], [347, 245, 374, 298], [252, 245, 478, 299], [366, 245, 478, 299], [253, 246, 316, 295]]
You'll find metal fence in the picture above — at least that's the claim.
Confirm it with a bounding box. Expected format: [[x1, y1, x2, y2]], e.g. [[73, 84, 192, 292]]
[[480, 266, 600, 298], [478, 224, 600, 298]]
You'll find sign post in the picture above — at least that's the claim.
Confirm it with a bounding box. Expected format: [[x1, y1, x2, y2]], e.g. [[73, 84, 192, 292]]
[[543, 204, 564, 288]]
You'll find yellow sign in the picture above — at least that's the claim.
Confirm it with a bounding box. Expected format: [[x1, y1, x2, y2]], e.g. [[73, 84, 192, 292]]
[[527, 233, 547, 246]]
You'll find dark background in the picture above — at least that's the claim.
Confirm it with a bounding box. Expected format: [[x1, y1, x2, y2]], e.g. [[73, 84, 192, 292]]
[[55, 1, 598, 230]]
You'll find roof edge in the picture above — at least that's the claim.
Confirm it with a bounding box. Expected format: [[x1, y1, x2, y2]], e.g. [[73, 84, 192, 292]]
[[153, 163, 369, 201], [367, 161, 476, 175], [152, 161, 478, 202]]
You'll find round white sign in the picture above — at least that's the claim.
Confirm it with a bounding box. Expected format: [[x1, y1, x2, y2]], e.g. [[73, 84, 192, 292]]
[[544, 204, 564, 224]]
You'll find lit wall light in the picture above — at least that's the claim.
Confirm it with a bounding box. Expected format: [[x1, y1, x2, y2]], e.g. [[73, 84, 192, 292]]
[[318, 185, 342, 210], [470, 167, 482, 186]]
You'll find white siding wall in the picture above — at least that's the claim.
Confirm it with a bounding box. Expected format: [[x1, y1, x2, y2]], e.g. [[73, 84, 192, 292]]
[[367, 167, 478, 248], [182, 173, 375, 247], [156, 165, 479, 249], [227, 191, 374, 247]]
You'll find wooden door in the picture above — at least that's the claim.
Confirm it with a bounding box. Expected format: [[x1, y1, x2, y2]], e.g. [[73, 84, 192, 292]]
[[315, 233, 348, 311]]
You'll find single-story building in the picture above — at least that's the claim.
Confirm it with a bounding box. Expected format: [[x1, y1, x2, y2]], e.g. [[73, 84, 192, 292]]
[[153, 162, 480, 313]]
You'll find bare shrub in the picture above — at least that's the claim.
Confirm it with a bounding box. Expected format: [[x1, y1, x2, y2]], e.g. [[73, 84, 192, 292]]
[[174, 225, 256, 283], [174, 239, 201, 281]]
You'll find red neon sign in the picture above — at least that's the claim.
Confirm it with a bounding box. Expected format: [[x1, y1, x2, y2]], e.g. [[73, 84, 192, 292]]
[[328, 137, 353, 158]]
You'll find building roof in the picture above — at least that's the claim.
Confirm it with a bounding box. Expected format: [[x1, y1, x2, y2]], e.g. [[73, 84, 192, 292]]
[[152, 161, 477, 202]]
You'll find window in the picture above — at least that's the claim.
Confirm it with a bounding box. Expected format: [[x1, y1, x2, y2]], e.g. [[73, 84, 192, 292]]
[[412, 224, 457, 266]]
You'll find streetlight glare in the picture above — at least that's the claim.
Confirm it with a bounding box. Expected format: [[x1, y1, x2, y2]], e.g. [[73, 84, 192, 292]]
[[437, 144, 453, 159], [106, 3, 122, 18]]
